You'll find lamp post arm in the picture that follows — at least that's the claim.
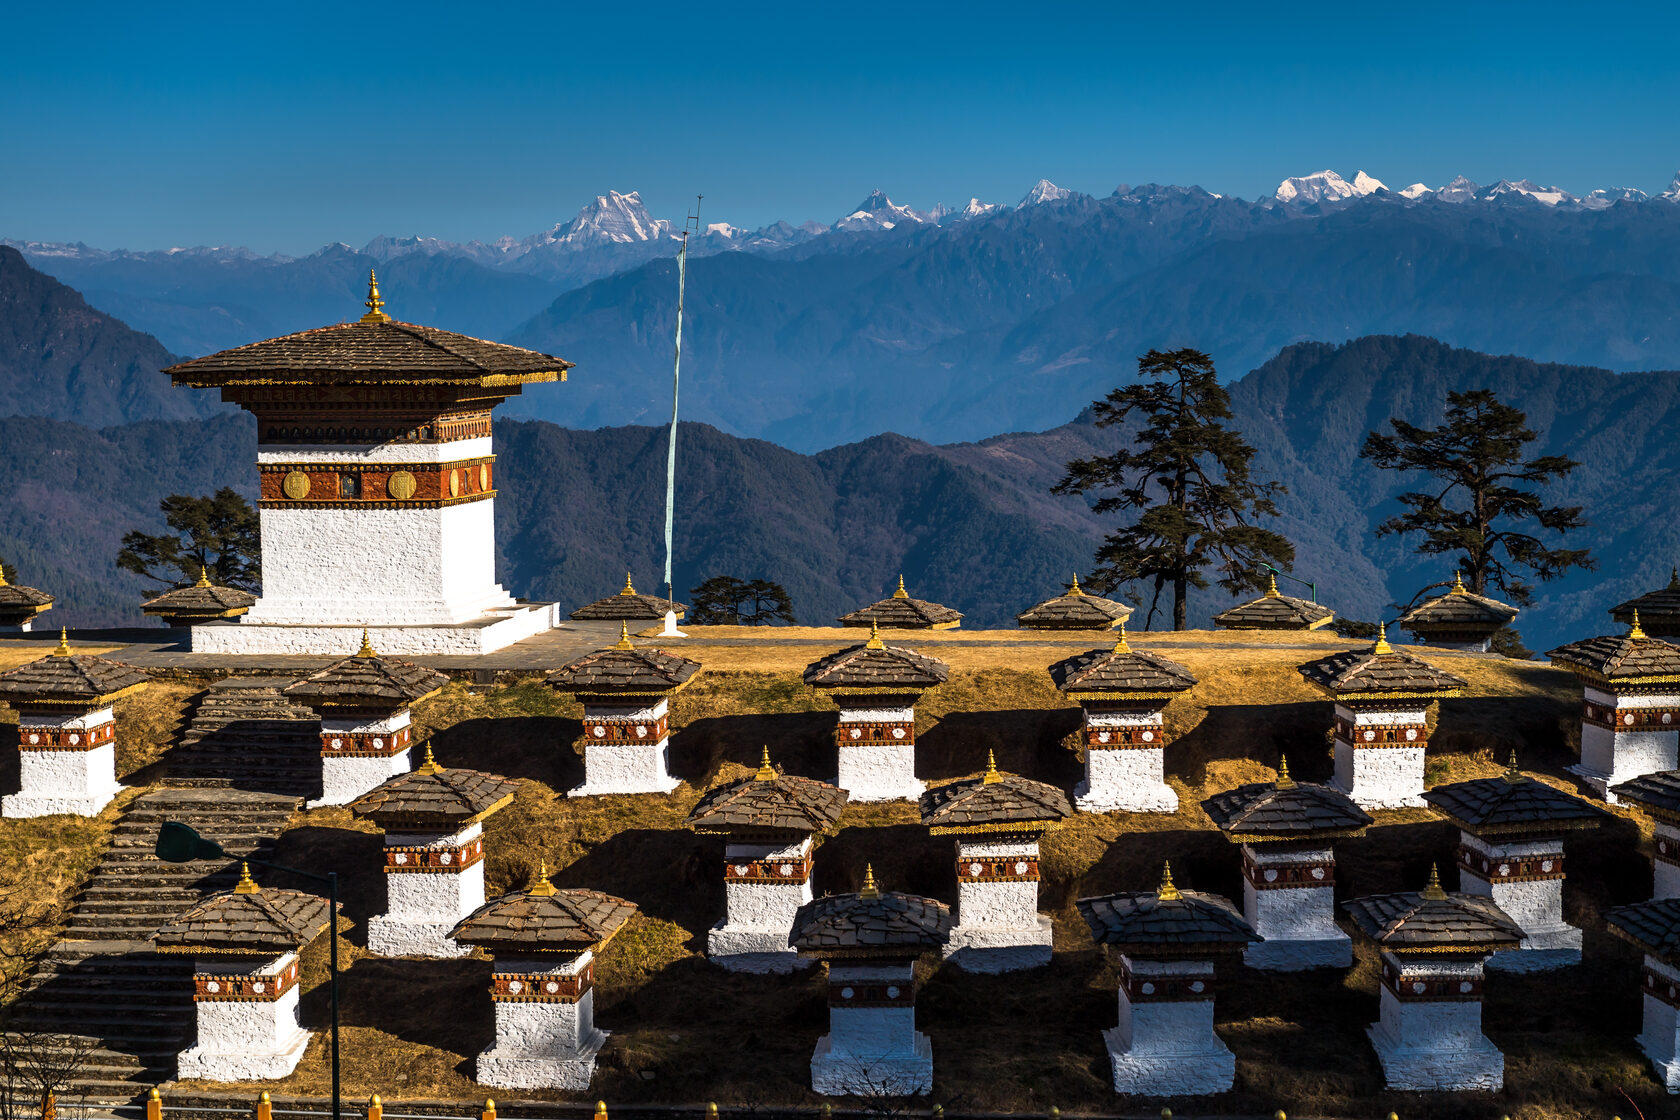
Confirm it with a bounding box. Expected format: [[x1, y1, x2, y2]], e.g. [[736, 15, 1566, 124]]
[[1262, 563, 1317, 603]]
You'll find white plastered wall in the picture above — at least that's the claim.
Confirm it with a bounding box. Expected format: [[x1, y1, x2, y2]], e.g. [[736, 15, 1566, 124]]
[[1367, 953, 1502, 1091], [1638, 955, 1680, 1093], [1330, 702, 1429, 810], [571, 699, 678, 796], [3, 707, 120, 818], [1458, 833, 1579, 970], [1656, 823, 1680, 900], [1076, 708, 1174, 813], [177, 953, 309, 1082], [945, 837, 1052, 973], [1575, 688, 1680, 800], [1104, 957, 1234, 1096], [476, 951, 605, 1090], [314, 711, 412, 808], [812, 962, 932, 1096], [1241, 844, 1349, 971], [369, 821, 484, 958], [710, 836, 813, 972]]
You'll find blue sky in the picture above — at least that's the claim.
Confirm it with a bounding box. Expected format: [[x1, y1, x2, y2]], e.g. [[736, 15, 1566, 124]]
[[5, 1, 1680, 255]]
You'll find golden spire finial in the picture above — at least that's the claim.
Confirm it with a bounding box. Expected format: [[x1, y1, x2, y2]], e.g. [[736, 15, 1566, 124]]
[[1275, 755, 1295, 789], [0, 564, 9, 587], [1156, 861, 1182, 902], [614, 621, 635, 650], [755, 745, 777, 781], [1451, 571, 1467, 594], [982, 750, 1002, 784], [1068, 573, 1084, 597], [619, 572, 636, 596], [53, 627, 71, 657], [865, 620, 885, 650], [1372, 622, 1392, 655], [1113, 619, 1131, 654], [859, 863, 881, 900], [233, 861, 259, 894], [892, 574, 909, 599], [1669, 566, 1679, 591], [416, 741, 443, 776], [360, 270, 390, 323], [1502, 749, 1524, 784], [195, 565, 212, 588], [1421, 862, 1447, 901], [528, 858, 557, 897], [1631, 609, 1648, 641], [357, 628, 377, 658], [1264, 572, 1280, 598]]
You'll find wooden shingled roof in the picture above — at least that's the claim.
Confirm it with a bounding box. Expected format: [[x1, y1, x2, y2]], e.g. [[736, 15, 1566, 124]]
[[1398, 576, 1520, 634], [1606, 897, 1680, 964], [1422, 758, 1607, 836], [451, 878, 637, 954], [0, 638, 149, 707], [803, 625, 949, 692], [282, 638, 449, 711], [545, 628, 701, 696], [687, 751, 848, 835], [1341, 869, 1524, 953], [1199, 760, 1372, 841], [154, 868, 332, 955], [837, 576, 963, 630], [349, 748, 520, 828], [570, 575, 687, 621], [919, 756, 1073, 834], [1047, 629, 1197, 698], [1076, 864, 1258, 954], [1610, 569, 1680, 632], [1548, 620, 1680, 684], [0, 567, 53, 624], [141, 576, 257, 619], [1296, 628, 1467, 698], [790, 870, 952, 959], [1610, 771, 1680, 823], [1016, 576, 1133, 630], [1211, 577, 1334, 631]]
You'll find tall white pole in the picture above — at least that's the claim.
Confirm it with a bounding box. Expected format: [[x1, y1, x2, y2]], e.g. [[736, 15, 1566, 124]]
[[658, 226, 689, 639]]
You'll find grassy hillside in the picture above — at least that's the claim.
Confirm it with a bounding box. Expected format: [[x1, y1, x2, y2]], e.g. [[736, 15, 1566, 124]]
[[14, 629, 1630, 1119]]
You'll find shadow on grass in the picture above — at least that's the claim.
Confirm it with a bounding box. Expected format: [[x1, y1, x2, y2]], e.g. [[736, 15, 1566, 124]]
[[428, 715, 582, 791], [668, 712, 838, 787], [270, 823, 386, 930], [331, 954, 495, 1057], [553, 826, 714, 933], [916, 707, 1084, 788]]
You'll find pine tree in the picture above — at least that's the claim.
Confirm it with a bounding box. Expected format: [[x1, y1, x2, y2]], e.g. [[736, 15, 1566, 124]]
[[1360, 389, 1594, 605], [1053, 348, 1295, 630], [688, 576, 797, 625], [116, 487, 261, 591]]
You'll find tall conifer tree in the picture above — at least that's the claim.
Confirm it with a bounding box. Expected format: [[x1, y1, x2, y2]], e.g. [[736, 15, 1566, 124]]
[[116, 488, 261, 591]]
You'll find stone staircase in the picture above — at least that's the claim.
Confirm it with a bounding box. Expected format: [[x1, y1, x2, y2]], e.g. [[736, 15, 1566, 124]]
[[6, 687, 314, 1103]]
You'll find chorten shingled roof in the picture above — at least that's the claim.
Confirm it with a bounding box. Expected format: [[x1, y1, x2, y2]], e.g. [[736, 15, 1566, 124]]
[[790, 868, 952, 958], [450, 870, 637, 954], [919, 754, 1074, 834], [1076, 864, 1258, 954], [803, 624, 949, 692], [570, 573, 686, 621], [166, 273, 572, 389], [1016, 575, 1133, 630], [1211, 575, 1334, 631], [837, 576, 963, 629], [1047, 626, 1197, 698], [1296, 626, 1467, 698], [1548, 616, 1680, 684], [1606, 898, 1680, 964], [1199, 759, 1372, 841], [1610, 771, 1680, 823], [1341, 867, 1524, 953], [687, 749, 849, 835], [545, 626, 701, 696], [1399, 574, 1519, 634], [349, 746, 520, 828], [141, 570, 257, 621], [154, 866, 332, 955], [0, 565, 53, 625], [0, 634, 149, 707], [282, 635, 449, 711], [1422, 755, 1607, 835], [1610, 569, 1680, 632]]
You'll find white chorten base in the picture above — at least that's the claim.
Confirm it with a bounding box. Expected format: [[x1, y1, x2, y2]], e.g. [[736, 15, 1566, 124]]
[[707, 928, 814, 973], [369, 917, 469, 958], [707, 839, 813, 973], [477, 955, 606, 1089], [813, 963, 930, 1096], [1571, 689, 1680, 801], [836, 744, 923, 802], [1368, 955, 1502, 1091], [947, 838, 1053, 972], [312, 747, 411, 809], [369, 824, 485, 958], [180, 954, 310, 1082], [1640, 957, 1680, 1093], [177, 1027, 311, 1082], [945, 917, 1054, 973], [811, 1032, 933, 1097], [1461, 834, 1580, 972], [476, 1036, 606, 1092], [1243, 846, 1350, 970], [1074, 748, 1176, 814], [5, 713, 122, 819], [1104, 958, 1234, 1096], [190, 602, 558, 657], [1102, 1025, 1234, 1097], [1330, 742, 1427, 810], [1368, 1023, 1503, 1092], [568, 742, 680, 797], [1655, 824, 1680, 900]]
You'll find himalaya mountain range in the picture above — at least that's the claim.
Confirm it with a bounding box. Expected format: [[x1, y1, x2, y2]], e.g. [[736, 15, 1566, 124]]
[[10, 168, 1680, 452]]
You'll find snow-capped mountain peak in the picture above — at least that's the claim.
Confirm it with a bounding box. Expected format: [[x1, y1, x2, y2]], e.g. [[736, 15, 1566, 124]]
[[1351, 171, 1388, 195], [1274, 169, 1385, 204], [1656, 172, 1680, 203], [833, 190, 930, 232], [531, 190, 675, 248], [1018, 179, 1073, 208], [1436, 176, 1480, 203], [1399, 183, 1433, 199], [1479, 179, 1576, 207], [1581, 187, 1649, 210]]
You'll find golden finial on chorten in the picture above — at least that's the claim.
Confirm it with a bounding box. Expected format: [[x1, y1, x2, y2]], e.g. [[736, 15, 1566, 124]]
[[195, 565, 212, 588], [0, 564, 9, 587], [892, 574, 909, 599], [859, 864, 881, 900], [1275, 755, 1295, 789], [1156, 861, 1182, 902], [614, 621, 634, 650], [1421, 863, 1447, 901], [1372, 622, 1393, 655], [619, 572, 636, 596], [865, 620, 885, 650], [357, 628, 377, 658], [1068, 573, 1084, 597], [416, 741, 443, 776], [1669, 566, 1679, 591], [982, 750, 1002, 784], [755, 745, 777, 781], [233, 862, 260, 894], [360, 270, 390, 323], [1502, 749, 1524, 784], [1631, 609, 1648, 641], [53, 627, 71, 657], [1264, 572, 1280, 598], [528, 858, 557, 897], [1113, 619, 1132, 654], [1451, 571, 1468, 595]]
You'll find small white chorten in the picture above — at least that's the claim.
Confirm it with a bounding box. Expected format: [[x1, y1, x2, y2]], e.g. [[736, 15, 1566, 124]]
[[0, 564, 54, 633], [1606, 897, 1680, 1093], [1397, 572, 1519, 653], [1612, 771, 1680, 899], [1550, 613, 1680, 801]]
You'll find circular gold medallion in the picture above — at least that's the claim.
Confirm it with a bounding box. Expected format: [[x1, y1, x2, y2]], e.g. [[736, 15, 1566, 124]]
[[281, 471, 311, 500], [449, 469, 461, 498], [386, 470, 418, 500], [479, 463, 490, 491]]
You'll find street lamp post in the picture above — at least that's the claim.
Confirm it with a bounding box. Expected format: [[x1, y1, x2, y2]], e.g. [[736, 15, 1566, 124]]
[[1262, 563, 1317, 603], [155, 821, 341, 1120]]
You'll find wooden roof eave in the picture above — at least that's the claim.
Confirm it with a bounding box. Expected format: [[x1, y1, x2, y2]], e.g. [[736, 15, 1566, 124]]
[[1061, 689, 1186, 703], [927, 819, 1062, 837], [0, 681, 148, 709], [1308, 683, 1462, 702], [173, 369, 567, 390], [1222, 826, 1369, 844]]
